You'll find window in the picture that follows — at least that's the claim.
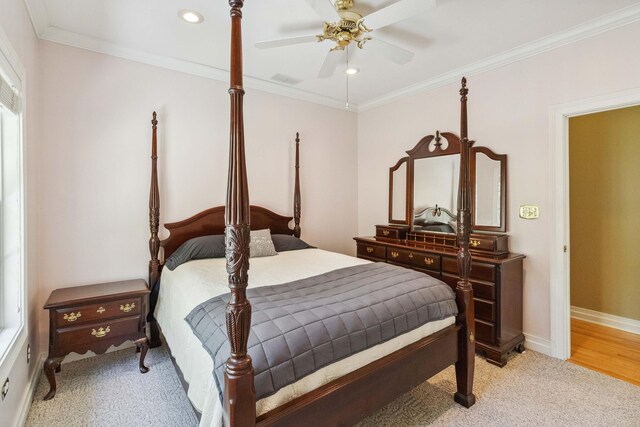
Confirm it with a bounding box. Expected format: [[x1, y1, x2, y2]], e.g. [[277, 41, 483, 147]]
[[0, 46, 25, 361]]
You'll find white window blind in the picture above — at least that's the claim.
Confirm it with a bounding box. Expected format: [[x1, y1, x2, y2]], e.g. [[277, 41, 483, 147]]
[[0, 74, 19, 114]]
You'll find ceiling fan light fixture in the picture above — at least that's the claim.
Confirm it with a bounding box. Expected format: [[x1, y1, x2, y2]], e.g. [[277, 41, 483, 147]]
[[346, 68, 360, 75], [179, 9, 204, 24]]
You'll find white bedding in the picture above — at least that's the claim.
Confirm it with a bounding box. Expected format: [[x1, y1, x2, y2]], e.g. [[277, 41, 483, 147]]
[[155, 248, 455, 427]]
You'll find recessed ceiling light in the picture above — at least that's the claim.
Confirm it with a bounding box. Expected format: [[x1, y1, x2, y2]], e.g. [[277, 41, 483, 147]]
[[179, 9, 204, 24], [346, 68, 360, 75]]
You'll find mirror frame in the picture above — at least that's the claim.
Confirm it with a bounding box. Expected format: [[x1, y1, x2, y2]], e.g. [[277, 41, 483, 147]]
[[388, 157, 411, 225], [388, 131, 508, 234], [470, 146, 507, 232], [407, 132, 461, 233]]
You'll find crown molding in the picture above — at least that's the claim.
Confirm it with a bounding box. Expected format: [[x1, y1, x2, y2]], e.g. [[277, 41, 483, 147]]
[[24, 0, 50, 37], [358, 3, 640, 111], [24, 1, 640, 113]]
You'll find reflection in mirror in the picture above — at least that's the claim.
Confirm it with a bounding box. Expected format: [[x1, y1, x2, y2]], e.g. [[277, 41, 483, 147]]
[[475, 153, 502, 227], [413, 156, 459, 233], [391, 162, 407, 222]]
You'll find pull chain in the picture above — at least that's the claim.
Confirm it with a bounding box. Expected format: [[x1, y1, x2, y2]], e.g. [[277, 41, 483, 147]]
[[346, 46, 350, 109]]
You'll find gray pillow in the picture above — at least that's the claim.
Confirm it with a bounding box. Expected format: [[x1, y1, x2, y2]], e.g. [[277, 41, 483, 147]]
[[165, 235, 225, 271], [249, 229, 278, 258], [271, 234, 314, 252]]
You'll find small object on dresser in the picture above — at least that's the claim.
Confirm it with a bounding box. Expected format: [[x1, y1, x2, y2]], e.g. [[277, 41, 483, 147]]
[[43, 279, 151, 400]]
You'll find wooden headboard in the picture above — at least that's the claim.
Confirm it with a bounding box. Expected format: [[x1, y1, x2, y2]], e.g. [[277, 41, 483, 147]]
[[146, 115, 302, 289], [160, 205, 295, 260]]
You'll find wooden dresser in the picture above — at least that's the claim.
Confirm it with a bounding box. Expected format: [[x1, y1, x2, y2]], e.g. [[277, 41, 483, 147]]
[[43, 279, 150, 400], [354, 234, 525, 367]]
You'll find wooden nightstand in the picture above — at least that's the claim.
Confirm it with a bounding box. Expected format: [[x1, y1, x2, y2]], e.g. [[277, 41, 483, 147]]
[[43, 279, 151, 400]]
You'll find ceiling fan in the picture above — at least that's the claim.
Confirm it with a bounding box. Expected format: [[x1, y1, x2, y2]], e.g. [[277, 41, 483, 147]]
[[255, 0, 436, 78]]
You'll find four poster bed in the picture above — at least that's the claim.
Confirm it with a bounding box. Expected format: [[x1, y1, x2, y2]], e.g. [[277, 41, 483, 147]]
[[147, 2, 476, 426]]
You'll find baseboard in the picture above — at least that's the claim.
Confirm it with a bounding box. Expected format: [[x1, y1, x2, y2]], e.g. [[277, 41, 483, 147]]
[[524, 333, 551, 356], [571, 306, 640, 335], [16, 352, 46, 427]]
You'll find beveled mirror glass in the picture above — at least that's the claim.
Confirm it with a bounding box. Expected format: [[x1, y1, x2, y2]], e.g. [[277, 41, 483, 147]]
[[388, 158, 409, 224], [472, 147, 507, 232], [413, 156, 459, 233]]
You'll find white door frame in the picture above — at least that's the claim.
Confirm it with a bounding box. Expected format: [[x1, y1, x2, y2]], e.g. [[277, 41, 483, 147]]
[[548, 87, 640, 359]]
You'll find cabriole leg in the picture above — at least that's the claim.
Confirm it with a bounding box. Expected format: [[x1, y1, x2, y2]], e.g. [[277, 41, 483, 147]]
[[43, 356, 64, 400]]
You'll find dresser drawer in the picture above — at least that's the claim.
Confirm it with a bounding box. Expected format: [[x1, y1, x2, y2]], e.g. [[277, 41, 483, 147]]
[[375, 225, 408, 240], [387, 248, 413, 266], [410, 253, 440, 272], [442, 257, 496, 282], [55, 297, 142, 326], [414, 268, 442, 281], [440, 273, 496, 301], [474, 298, 496, 323], [357, 242, 386, 260], [55, 315, 141, 348], [475, 319, 496, 345], [469, 233, 509, 255]]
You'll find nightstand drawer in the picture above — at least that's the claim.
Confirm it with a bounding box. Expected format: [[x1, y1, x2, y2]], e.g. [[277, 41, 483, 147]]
[[55, 297, 142, 326], [56, 315, 141, 348]]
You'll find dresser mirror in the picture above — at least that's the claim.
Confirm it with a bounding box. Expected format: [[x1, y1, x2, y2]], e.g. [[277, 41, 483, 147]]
[[472, 147, 507, 232], [388, 131, 507, 234], [388, 157, 410, 224]]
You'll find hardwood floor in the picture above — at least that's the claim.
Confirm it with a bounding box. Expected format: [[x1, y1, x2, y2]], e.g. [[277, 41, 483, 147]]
[[569, 318, 640, 386]]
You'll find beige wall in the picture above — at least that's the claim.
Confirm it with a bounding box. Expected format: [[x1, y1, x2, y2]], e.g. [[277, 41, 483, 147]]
[[37, 41, 358, 352], [569, 106, 640, 321], [357, 20, 640, 346]]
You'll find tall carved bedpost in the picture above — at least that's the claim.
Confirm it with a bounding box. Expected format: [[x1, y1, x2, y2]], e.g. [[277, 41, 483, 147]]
[[148, 112, 162, 348], [224, 1, 256, 426], [294, 132, 301, 238], [454, 77, 476, 408]]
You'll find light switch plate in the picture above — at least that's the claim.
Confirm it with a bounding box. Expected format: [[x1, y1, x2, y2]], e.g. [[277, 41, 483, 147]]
[[519, 205, 540, 220]]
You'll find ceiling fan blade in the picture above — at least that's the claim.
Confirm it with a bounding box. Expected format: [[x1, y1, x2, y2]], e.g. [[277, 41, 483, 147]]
[[255, 35, 318, 50], [365, 0, 436, 30], [365, 38, 415, 65], [304, 0, 338, 22], [318, 49, 345, 79]]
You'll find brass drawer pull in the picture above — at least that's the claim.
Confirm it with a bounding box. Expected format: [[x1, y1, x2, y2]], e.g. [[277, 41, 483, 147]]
[[366, 246, 374, 253], [97, 307, 106, 314], [470, 239, 481, 248], [63, 312, 81, 322], [91, 326, 110, 338], [408, 253, 413, 259], [382, 229, 390, 236], [424, 258, 434, 265], [391, 251, 400, 259], [120, 303, 135, 313]]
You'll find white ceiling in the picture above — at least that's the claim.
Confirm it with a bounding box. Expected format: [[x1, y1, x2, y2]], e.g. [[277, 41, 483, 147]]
[[26, 0, 640, 110]]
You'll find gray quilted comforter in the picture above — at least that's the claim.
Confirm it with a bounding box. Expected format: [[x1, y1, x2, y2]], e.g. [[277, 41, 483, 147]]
[[185, 262, 457, 401]]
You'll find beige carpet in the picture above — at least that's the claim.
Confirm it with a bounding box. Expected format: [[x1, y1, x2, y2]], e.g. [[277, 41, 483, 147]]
[[26, 346, 640, 427]]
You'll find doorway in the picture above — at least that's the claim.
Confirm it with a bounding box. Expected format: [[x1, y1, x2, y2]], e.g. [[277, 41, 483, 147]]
[[549, 88, 640, 363], [566, 106, 640, 385]]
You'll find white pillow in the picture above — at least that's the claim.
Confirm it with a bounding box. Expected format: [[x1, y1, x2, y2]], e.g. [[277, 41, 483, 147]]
[[249, 229, 278, 258]]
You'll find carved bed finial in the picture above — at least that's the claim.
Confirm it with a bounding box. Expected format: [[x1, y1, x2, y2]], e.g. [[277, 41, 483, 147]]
[[229, 0, 243, 17], [460, 77, 468, 101], [294, 132, 301, 238]]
